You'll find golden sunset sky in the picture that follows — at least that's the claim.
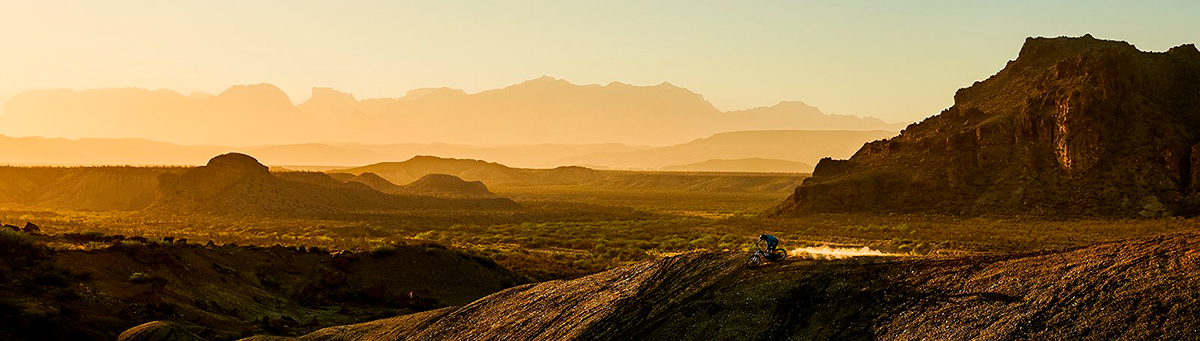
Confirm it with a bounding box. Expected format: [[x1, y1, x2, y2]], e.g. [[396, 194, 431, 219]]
[[1, 1, 1196, 123]]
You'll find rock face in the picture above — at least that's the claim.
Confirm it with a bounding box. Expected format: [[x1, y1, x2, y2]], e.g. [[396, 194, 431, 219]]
[[250, 231, 1200, 340], [774, 35, 1200, 217]]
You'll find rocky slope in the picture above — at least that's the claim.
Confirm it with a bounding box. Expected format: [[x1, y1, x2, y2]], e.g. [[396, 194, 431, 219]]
[[243, 230, 1200, 340], [775, 35, 1200, 217]]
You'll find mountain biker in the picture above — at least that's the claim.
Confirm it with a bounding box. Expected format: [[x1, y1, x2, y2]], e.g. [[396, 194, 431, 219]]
[[758, 234, 780, 253]]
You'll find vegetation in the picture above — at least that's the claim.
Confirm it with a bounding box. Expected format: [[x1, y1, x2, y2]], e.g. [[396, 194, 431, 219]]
[[4, 184, 1197, 281]]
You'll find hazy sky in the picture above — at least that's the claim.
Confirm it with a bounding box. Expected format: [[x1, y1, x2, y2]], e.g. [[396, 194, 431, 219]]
[[1, 1, 1196, 123]]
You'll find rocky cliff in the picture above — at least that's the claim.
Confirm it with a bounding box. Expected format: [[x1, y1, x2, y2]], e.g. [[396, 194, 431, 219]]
[[775, 35, 1200, 217]]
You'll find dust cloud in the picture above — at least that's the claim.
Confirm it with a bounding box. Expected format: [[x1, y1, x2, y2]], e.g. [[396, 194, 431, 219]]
[[789, 245, 897, 259]]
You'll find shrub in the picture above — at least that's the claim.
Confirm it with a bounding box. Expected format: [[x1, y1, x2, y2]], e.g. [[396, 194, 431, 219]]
[[0, 228, 34, 254], [129, 272, 166, 285], [369, 245, 397, 257], [33, 267, 72, 287]]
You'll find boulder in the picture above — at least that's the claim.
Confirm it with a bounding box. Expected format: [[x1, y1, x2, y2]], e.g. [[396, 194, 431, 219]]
[[22, 222, 41, 234]]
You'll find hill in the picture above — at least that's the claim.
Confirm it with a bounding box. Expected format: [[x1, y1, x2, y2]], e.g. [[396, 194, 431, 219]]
[[146, 153, 518, 216], [557, 130, 896, 170], [0, 232, 526, 340], [661, 158, 812, 173], [244, 231, 1200, 340], [775, 35, 1200, 217], [0, 85, 319, 146], [338, 156, 805, 194], [350, 173, 499, 199], [0, 166, 183, 211]]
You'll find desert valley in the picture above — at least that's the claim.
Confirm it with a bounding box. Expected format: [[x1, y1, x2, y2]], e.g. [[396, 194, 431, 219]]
[[2, 2, 1199, 340]]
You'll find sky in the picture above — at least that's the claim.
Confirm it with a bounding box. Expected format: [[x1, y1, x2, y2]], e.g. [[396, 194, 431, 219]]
[[1, 1, 1197, 124]]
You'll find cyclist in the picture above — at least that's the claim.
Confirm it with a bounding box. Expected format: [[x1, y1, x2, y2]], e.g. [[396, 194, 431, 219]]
[[758, 234, 780, 253]]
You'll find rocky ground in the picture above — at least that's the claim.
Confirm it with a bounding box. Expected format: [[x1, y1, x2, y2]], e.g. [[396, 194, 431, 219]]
[[247, 230, 1200, 340]]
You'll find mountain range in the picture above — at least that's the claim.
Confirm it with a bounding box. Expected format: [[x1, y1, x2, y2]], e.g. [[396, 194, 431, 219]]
[[558, 130, 896, 170], [0, 77, 906, 146]]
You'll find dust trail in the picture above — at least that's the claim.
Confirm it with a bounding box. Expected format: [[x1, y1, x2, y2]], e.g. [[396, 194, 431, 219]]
[[789, 245, 897, 259]]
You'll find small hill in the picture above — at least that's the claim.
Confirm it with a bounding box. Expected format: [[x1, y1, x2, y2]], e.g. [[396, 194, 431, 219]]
[[339, 156, 805, 193], [147, 153, 328, 216], [147, 153, 519, 216], [661, 158, 812, 173], [394, 174, 498, 199], [346, 172, 405, 193], [340, 156, 608, 187], [254, 231, 1200, 340], [557, 130, 896, 170], [775, 35, 1200, 217]]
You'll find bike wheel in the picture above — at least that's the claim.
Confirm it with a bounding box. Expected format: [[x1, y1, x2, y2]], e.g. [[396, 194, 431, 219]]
[[773, 249, 787, 262], [746, 255, 762, 268]]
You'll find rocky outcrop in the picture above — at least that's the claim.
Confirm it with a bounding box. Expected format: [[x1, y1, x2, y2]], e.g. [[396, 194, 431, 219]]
[[247, 231, 1200, 340], [21, 222, 40, 234], [775, 35, 1200, 217]]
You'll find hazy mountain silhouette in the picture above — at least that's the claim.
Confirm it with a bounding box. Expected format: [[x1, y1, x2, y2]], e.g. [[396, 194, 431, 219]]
[[660, 158, 813, 173], [558, 130, 896, 170], [2, 78, 905, 146], [332, 77, 906, 145], [775, 35, 1200, 217], [0, 134, 642, 168], [1, 84, 319, 146]]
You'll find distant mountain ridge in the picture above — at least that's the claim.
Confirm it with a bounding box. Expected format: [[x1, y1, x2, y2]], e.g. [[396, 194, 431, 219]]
[[0, 84, 318, 146], [1, 77, 906, 146], [661, 158, 813, 173], [558, 130, 897, 170]]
